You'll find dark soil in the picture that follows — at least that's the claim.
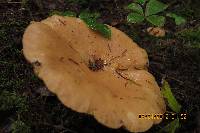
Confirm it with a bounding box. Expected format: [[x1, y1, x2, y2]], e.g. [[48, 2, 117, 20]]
[[0, 0, 200, 133]]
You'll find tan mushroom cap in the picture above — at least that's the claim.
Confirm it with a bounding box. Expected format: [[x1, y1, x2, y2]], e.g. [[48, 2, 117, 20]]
[[23, 15, 166, 132]]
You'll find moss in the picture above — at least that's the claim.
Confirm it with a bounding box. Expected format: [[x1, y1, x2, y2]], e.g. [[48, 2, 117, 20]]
[[11, 119, 31, 133], [0, 90, 28, 112]]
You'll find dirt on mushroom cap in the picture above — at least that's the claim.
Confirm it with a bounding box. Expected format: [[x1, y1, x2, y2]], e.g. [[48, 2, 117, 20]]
[[22, 15, 166, 132]]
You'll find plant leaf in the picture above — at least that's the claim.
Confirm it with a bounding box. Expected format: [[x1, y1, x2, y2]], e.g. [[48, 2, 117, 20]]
[[167, 13, 186, 25], [127, 13, 145, 23], [50, 10, 77, 17], [145, 0, 168, 16], [79, 11, 100, 19], [127, 3, 144, 15], [161, 80, 182, 113], [146, 15, 165, 27], [159, 118, 180, 133], [135, 0, 147, 5], [94, 23, 111, 39], [79, 12, 111, 39]]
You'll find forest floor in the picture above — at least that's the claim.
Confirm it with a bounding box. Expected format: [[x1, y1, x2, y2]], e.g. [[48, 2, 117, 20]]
[[0, 0, 200, 133]]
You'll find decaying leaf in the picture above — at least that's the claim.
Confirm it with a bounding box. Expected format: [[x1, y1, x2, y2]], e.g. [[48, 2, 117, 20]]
[[147, 27, 166, 37]]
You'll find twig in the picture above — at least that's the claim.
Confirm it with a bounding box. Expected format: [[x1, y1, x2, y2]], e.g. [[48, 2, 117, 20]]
[[107, 43, 111, 52], [108, 49, 128, 63], [115, 69, 141, 86]]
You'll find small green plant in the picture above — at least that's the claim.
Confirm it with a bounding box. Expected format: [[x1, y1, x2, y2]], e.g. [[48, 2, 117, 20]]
[[161, 80, 182, 113], [49, 10, 111, 39], [127, 0, 186, 27], [160, 80, 182, 133], [166, 13, 186, 26], [79, 11, 111, 39]]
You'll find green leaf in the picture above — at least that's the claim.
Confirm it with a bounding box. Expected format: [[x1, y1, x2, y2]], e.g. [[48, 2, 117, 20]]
[[79, 11, 100, 19], [127, 13, 145, 23], [159, 119, 180, 133], [161, 80, 182, 113], [127, 3, 144, 15], [145, 0, 168, 16], [167, 13, 186, 25], [94, 23, 111, 39], [50, 10, 77, 17], [146, 15, 165, 27], [135, 0, 147, 5], [79, 12, 111, 39]]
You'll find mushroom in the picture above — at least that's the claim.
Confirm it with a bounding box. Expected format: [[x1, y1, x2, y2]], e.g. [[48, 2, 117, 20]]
[[22, 15, 166, 132]]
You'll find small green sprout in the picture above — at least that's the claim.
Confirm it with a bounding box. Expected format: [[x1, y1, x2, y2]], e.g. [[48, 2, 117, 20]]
[[127, 0, 186, 27], [160, 80, 182, 133], [79, 11, 111, 39], [166, 13, 186, 26], [161, 80, 182, 113]]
